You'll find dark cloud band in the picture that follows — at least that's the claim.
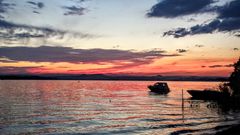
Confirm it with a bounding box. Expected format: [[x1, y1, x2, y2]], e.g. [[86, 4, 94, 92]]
[[63, 0, 89, 16], [208, 64, 233, 68], [163, 18, 240, 38], [149, 0, 240, 38], [0, 66, 43, 74], [0, 46, 178, 64], [147, 0, 215, 18], [63, 6, 86, 16], [27, 1, 44, 9], [0, 0, 15, 19], [0, 19, 95, 43], [176, 49, 188, 53]]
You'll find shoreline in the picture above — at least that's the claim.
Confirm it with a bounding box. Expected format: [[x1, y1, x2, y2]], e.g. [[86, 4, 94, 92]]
[[216, 124, 240, 135], [0, 74, 228, 82]]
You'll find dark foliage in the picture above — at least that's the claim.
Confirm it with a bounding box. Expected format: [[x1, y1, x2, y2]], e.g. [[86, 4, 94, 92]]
[[218, 82, 232, 96], [229, 58, 240, 95]]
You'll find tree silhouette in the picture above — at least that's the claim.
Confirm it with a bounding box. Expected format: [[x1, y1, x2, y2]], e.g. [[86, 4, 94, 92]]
[[229, 58, 240, 96]]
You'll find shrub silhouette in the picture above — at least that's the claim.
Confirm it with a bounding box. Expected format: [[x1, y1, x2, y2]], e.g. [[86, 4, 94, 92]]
[[218, 82, 231, 96], [229, 58, 240, 96]]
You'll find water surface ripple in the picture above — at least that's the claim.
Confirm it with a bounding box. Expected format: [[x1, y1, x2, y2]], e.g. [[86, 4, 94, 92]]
[[0, 80, 239, 135]]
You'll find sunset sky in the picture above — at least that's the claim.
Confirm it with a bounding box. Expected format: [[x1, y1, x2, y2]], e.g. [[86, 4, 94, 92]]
[[0, 0, 239, 76]]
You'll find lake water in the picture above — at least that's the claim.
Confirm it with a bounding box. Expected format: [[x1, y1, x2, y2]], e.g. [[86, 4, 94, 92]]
[[0, 80, 240, 135]]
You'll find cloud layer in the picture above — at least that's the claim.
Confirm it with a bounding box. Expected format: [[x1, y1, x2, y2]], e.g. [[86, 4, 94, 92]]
[[164, 17, 240, 38], [202, 64, 233, 68], [0, 46, 177, 63], [147, 0, 215, 18], [0, 66, 42, 74], [0, 0, 95, 44], [63, 0, 88, 16], [0, 0, 15, 18], [0, 19, 95, 43], [0, 46, 179, 74], [27, 1, 44, 9], [148, 0, 240, 38], [63, 6, 86, 16], [27, 1, 45, 14], [176, 49, 188, 53]]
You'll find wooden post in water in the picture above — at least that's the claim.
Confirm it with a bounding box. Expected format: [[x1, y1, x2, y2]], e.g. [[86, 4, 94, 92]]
[[181, 89, 185, 122], [182, 89, 184, 108]]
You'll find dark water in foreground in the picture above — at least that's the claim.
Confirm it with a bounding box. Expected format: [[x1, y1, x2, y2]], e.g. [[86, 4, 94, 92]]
[[0, 80, 240, 135]]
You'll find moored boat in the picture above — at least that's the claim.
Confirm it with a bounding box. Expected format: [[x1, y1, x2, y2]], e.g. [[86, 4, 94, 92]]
[[187, 90, 230, 100], [148, 82, 170, 94]]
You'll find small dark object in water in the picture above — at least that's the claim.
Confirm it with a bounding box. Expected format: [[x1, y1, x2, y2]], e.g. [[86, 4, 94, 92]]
[[148, 82, 170, 94], [187, 90, 230, 100]]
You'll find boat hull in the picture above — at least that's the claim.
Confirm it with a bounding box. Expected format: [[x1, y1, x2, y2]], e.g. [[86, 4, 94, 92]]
[[148, 85, 170, 94], [187, 90, 230, 100]]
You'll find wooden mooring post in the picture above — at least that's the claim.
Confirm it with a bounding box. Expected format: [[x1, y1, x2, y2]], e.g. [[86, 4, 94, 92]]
[[182, 89, 184, 108], [181, 89, 185, 122]]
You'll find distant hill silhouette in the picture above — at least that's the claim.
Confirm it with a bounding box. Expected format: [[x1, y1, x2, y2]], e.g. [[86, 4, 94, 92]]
[[0, 74, 227, 81]]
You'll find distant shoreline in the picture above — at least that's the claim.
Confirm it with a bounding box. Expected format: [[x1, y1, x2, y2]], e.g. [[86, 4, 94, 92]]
[[0, 79, 226, 82], [0, 74, 228, 82]]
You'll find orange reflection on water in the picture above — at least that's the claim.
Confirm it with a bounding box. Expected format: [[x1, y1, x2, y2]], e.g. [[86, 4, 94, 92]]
[[0, 80, 234, 135]]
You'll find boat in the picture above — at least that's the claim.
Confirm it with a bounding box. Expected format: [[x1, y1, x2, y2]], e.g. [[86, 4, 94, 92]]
[[187, 90, 230, 100], [148, 82, 170, 94]]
